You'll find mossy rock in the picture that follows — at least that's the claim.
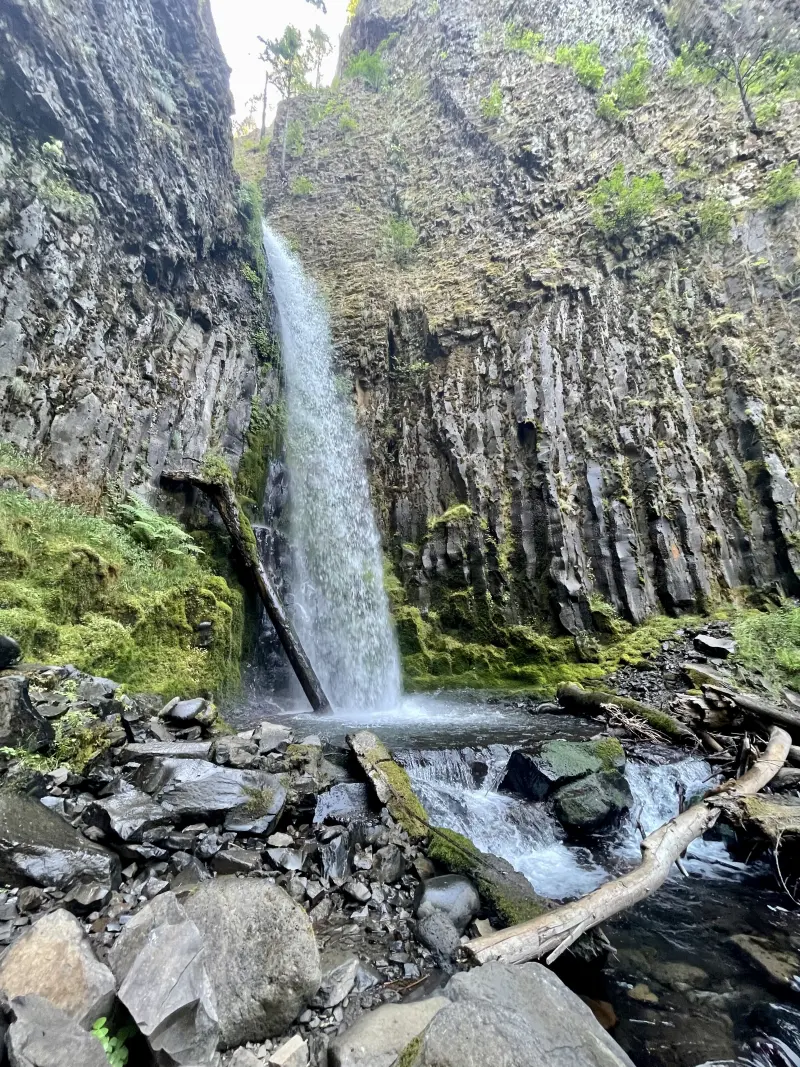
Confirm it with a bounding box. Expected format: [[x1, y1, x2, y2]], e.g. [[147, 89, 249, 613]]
[[500, 738, 625, 801], [348, 730, 428, 842]]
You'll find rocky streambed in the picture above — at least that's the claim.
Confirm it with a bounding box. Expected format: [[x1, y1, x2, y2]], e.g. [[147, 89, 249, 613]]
[[0, 642, 798, 1067]]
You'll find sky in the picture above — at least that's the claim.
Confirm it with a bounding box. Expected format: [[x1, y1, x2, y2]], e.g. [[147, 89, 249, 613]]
[[210, 0, 350, 126]]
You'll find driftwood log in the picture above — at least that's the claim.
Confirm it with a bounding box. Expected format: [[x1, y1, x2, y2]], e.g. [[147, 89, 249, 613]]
[[466, 726, 791, 966], [162, 468, 330, 713], [557, 683, 697, 744]]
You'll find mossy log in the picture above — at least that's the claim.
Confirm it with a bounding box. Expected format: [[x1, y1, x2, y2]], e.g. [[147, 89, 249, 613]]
[[557, 683, 696, 744], [162, 468, 330, 712], [466, 726, 791, 967]]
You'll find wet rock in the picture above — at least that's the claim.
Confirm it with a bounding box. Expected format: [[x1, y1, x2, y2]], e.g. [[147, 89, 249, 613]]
[[313, 955, 362, 1008], [108, 891, 220, 1065], [328, 997, 449, 1067], [268, 1034, 309, 1067], [214, 736, 259, 769], [6, 995, 109, 1067], [500, 739, 625, 801], [729, 934, 800, 990], [627, 983, 658, 1004], [0, 909, 115, 1028], [136, 758, 286, 830], [181, 877, 321, 1047], [211, 847, 262, 875], [319, 830, 353, 884], [0, 676, 54, 751], [347, 731, 428, 842], [83, 782, 172, 842], [266, 848, 305, 872], [415, 875, 480, 934], [77, 677, 119, 709], [374, 844, 406, 883], [412, 962, 635, 1067], [0, 792, 120, 893], [344, 880, 371, 903], [552, 771, 633, 833], [118, 741, 213, 762], [229, 1050, 261, 1067], [313, 783, 373, 824], [0, 635, 21, 669], [164, 697, 210, 724], [694, 634, 736, 658], [255, 721, 292, 754], [417, 911, 461, 966]]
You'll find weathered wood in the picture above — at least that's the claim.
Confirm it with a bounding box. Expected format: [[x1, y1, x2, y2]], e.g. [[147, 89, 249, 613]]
[[466, 726, 791, 966], [162, 468, 330, 713], [719, 688, 800, 734], [557, 683, 697, 744]]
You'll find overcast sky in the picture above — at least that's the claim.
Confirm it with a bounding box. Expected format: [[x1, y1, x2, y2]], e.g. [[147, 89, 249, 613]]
[[210, 0, 350, 125]]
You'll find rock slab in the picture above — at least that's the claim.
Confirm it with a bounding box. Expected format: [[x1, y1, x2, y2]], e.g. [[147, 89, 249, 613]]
[[6, 995, 109, 1067], [328, 997, 449, 1067], [0, 676, 53, 751]]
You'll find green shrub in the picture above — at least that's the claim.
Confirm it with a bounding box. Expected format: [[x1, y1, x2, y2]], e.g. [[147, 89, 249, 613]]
[[285, 120, 305, 157], [344, 48, 388, 91], [111, 494, 203, 564], [590, 163, 674, 237], [235, 401, 286, 515], [668, 43, 717, 86], [597, 40, 650, 121], [384, 218, 418, 264], [698, 196, 733, 241], [252, 328, 278, 363], [734, 607, 800, 693], [290, 175, 315, 196], [761, 161, 800, 209], [480, 81, 503, 120], [240, 264, 262, 299], [555, 42, 605, 91], [504, 22, 546, 58], [92, 1018, 137, 1067], [339, 114, 358, 132]]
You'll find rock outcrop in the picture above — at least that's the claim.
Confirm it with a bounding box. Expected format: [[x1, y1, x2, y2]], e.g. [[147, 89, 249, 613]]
[[263, 0, 800, 644]]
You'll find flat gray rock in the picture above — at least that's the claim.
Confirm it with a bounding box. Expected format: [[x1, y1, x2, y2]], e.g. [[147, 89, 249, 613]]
[[0, 676, 53, 751], [328, 997, 449, 1067], [181, 877, 321, 1048], [118, 741, 213, 762], [313, 783, 373, 824], [84, 782, 172, 843], [0, 909, 115, 1029], [0, 792, 120, 893], [6, 995, 109, 1067], [694, 633, 736, 658], [255, 720, 292, 753], [108, 891, 219, 1065]]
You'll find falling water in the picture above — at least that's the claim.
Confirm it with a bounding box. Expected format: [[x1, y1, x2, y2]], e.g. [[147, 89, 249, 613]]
[[263, 224, 402, 711]]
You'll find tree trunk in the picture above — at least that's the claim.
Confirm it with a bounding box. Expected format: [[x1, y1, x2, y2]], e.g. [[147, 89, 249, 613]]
[[466, 726, 791, 966], [281, 112, 289, 173], [557, 683, 696, 744], [735, 64, 759, 133], [260, 70, 269, 141], [704, 685, 800, 735], [161, 468, 331, 713]]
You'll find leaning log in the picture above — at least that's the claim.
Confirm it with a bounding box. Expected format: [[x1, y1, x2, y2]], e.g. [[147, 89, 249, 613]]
[[716, 688, 800, 735], [162, 468, 330, 713], [557, 683, 697, 744], [466, 726, 791, 966]]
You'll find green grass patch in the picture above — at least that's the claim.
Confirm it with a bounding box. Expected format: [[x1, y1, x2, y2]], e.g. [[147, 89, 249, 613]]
[[555, 42, 605, 91], [760, 161, 800, 210], [0, 489, 244, 700], [590, 163, 678, 238], [733, 606, 800, 693], [344, 48, 388, 91], [480, 81, 503, 120]]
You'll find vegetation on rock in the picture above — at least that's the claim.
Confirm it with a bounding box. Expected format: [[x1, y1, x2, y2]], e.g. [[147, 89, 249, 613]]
[[344, 48, 388, 92], [479, 81, 503, 120], [554, 42, 606, 91], [733, 606, 800, 694], [590, 164, 676, 237]]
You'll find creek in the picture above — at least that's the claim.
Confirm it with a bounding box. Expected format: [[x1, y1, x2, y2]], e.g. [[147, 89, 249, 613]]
[[251, 230, 800, 1067]]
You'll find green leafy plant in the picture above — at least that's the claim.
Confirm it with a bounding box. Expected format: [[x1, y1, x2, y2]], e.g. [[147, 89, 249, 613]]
[[200, 451, 235, 487], [504, 22, 546, 58], [237, 181, 266, 286], [597, 40, 650, 120], [733, 606, 800, 693], [480, 81, 503, 120], [344, 48, 388, 91], [111, 494, 203, 564], [554, 42, 606, 91], [384, 218, 418, 265], [240, 264, 262, 299], [285, 119, 305, 157], [590, 163, 675, 237], [290, 175, 315, 196], [346, 0, 360, 20], [251, 328, 278, 363], [760, 161, 800, 209], [698, 195, 733, 240], [92, 1018, 137, 1067]]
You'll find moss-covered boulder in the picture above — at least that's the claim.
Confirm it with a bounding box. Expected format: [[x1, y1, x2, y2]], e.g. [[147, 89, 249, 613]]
[[499, 738, 625, 801], [552, 771, 633, 835], [347, 729, 428, 842], [426, 827, 548, 926]]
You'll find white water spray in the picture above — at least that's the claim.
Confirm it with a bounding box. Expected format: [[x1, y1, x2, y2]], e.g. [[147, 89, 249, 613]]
[[263, 224, 402, 711]]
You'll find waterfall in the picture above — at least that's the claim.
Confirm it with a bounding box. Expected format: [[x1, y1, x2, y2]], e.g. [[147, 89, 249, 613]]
[[262, 224, 402, 711]]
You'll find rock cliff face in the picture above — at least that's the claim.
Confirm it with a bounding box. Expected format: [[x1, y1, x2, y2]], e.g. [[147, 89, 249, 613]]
[[262, 0, 800, 641], [0, 0, 267, 496]]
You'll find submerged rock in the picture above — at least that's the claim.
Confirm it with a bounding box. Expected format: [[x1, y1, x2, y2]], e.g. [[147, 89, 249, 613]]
[[500, 739, 626, 801], [414, 874, 480, 934], [6, 995, 109, 1067], [552, 771, 633, 834], [0, 792, 120, 893], [0, 909, 115, 1028], [0, 676, 54, 752], [181, 877, 321, 1047]]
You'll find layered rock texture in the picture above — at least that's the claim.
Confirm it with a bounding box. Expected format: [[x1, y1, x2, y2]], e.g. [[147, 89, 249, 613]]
[[262, 0, 800, 639], [0, 0, 270, 493]]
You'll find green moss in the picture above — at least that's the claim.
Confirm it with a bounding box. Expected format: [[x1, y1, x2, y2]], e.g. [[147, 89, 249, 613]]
[[555, 42, 606, 91], [0, 490, 243, 700], [427, 503, 473, 531], [591, 736, 626, 770], [396, 1034, 422, 1067], [243, 784, 276, 816], [235, 401, 286, 517], [480, 82, 503, 120], [359, 737, 428, 841], [201, 452, 235, 487]]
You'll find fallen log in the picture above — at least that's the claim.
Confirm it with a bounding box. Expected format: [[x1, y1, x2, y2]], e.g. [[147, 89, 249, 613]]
[[466, 726, 791, 966], [162, 467, 330, 713], [557, 683, 697, 744], [717, 688, 800, 734]]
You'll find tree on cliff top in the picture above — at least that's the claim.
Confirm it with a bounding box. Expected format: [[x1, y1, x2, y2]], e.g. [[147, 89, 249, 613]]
[[259, 26, 310, 172], [306, 25, 333, 89], [668, 0, 800, 133]]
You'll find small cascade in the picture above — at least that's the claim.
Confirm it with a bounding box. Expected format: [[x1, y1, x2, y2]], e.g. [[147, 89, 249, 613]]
[[262, 224, 402, 711]]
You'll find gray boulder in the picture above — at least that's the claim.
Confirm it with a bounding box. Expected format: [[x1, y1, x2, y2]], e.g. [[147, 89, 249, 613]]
[[694, 633, 736, 658], [552, 771, 633, 833], [255, 720, 292, 754], [0, 676, 53, 751], [0, 909, 115, 1029], [84, 781, 172, 843], [108, 891, 219, 1065], [328, 997, 449, 1067], [410, 963, 635, 1067], [414, 875, 480, 933], [0, 635, 21, 669], [500, 739, 626, 801], [6, 995, 108, 1067], [313, 783, 373, 824], [0, 792, 120, 893], [417, 911, 461, 967], [136, 758, 286, 832], [182, 877, 321, 1048], [118, 741, 213, 763]]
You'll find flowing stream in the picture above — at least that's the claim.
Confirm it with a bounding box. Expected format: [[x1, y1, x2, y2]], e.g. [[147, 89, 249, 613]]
[[263, 224, 401, 711]]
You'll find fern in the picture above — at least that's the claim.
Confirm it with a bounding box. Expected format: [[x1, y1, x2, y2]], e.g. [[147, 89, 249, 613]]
[[111, 493, 202, 565], [92, 1018, 137, 1067]]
